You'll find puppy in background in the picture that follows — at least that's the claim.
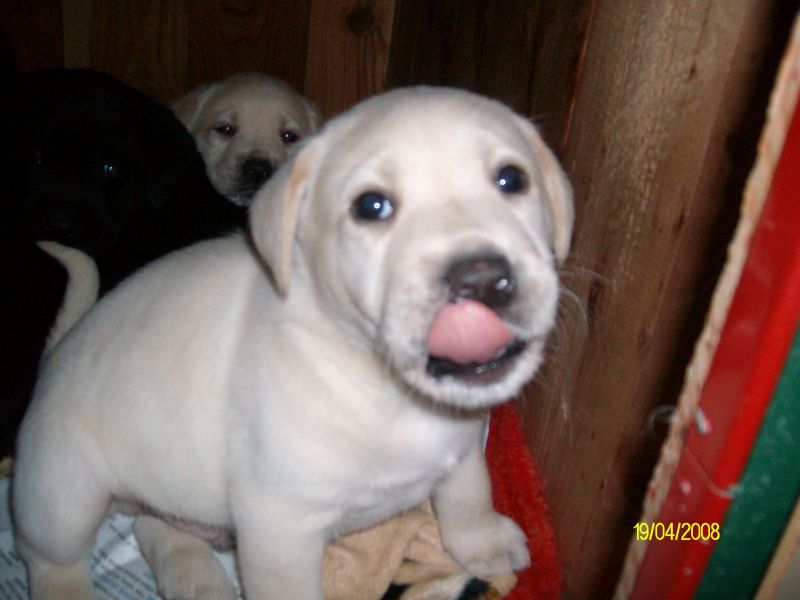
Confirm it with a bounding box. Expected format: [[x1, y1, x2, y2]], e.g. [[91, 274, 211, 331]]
[[173, 73, 320, 206], [0, 68, 244, 457], [10, 68, 246, 293]]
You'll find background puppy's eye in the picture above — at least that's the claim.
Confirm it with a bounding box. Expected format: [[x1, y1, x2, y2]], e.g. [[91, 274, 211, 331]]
[[31, 148, 44, 170], [281, 130, 300, 144], [102, 160, 123, 178], [495, 165, 528, 195], [352, 192, 395, 222], [214, 124, 237, 137]]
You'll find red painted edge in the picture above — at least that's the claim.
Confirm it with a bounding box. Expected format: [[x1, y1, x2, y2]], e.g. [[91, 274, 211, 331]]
[[630, 99, 800, 599]]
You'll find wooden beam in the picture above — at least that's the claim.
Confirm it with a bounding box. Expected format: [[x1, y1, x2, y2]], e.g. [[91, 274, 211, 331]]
[[386, 0, 541, 115], [0, 0, 64, 71], [305, 0, 396, 118], [86, 0, 188, 101], [186, 0, 311, 96], [522, 1, 798, 597]]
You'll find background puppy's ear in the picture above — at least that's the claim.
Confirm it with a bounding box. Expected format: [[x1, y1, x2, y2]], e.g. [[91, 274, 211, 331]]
[[515, 116, 574, 265], [249, 138, 321, 297], [303, 99, 322, 131], [170, 84, 212, 133]]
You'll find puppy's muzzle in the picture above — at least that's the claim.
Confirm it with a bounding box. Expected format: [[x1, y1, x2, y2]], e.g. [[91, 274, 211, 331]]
[[427, 252, 526, 384], [240, 157, 274, 197], [29, 197, 87, 244]]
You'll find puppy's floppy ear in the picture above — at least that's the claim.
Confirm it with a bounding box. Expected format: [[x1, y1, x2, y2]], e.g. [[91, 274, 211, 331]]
[[170, 84, 212, 133], [515, 116, 574, 265], [303, 99, 322, 132], [250, 137, 321, 297]]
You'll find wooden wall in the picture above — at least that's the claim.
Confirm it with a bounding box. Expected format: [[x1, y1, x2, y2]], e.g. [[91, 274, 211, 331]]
[[1, 0, 393, 116], [1, 1, 796, 598], [515, 2, 797, 597]]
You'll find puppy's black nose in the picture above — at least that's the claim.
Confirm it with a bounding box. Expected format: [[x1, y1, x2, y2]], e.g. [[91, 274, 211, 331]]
[[445, 253, 516, 308], [31, 202, 77, 238], [241, 158, 274, 189]]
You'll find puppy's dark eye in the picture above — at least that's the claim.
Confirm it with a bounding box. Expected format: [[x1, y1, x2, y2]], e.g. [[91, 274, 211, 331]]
[[495, 165, 528, 195], [281, 130, 300, 144], [102, 161, 122, 178], [214, 124, 237, 137], [352, 192, 394, 222], [31, 149, 44, 170]]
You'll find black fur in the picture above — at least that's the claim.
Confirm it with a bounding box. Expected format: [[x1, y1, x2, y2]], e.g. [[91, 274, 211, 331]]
[[11, 68, 245, 291], [0, 68, 246, 456]]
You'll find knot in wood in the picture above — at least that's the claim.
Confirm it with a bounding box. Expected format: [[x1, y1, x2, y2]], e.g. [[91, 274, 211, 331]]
[[344, 3, 377, 36]]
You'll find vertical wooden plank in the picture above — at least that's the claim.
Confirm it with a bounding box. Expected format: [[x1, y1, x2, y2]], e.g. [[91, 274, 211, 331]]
[[0, 0, 64, 72], [62, 0, 92, 68], [521, 1, 799, 598], [86, 0, 188, 101], [185, 0, 311, 96], [386, 0, 541, 115], [523, 0, 595, 146], [304, 0, 395, 118]]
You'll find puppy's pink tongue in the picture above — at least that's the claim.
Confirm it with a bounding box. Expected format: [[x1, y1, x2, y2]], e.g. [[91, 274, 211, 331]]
[[427, 299, 515, 365]]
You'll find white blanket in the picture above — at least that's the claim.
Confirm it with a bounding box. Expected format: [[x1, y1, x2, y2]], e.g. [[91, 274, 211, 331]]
[[0, 478, 241, 600]]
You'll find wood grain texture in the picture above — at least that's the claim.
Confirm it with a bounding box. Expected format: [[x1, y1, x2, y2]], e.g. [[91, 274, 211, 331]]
[[523, 0, 594, 147], [86, 0, 188, 101], [62, 0, 91, 69], [386, 0, 540, 115], [305, 0, 396, 118], [186, 0, 311, 96], [0, 0, 64, 72], [521, 1, 798, 598]]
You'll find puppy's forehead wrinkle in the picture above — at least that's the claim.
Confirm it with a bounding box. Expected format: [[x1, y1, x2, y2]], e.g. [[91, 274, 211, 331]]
[[330, 90, 527, 149], [211, 107, 237, 123]]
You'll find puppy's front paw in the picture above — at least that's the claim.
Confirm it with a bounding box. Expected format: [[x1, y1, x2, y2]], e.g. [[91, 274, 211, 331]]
[[441, 512, 530, 577]]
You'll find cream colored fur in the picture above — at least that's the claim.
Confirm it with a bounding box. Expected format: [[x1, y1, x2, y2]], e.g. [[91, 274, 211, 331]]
[[172, 73, 320, 206], [13, 87, 572, 600]]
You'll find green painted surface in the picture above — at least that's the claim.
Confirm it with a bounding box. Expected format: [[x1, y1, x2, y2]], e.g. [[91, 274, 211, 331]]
[[696, 324, 800, 599]]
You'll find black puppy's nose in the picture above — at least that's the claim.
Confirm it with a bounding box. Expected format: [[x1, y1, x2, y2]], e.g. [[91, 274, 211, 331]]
[[32, 202, 76, 238], [241, 158, 274, 189], [445, 253, 517, 308]]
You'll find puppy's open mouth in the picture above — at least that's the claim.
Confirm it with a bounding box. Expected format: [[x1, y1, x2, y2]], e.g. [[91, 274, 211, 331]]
[[424, 299, 525, 386], [427, 339, 527, 384]]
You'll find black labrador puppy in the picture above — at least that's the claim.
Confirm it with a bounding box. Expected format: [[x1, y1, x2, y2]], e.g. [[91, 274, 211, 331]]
[[12, 68, 246, 290], [0, 68, 246, 456]]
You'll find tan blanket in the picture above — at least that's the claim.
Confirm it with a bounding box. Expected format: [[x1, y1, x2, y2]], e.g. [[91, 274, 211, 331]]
[[324, 501, 516, 600]]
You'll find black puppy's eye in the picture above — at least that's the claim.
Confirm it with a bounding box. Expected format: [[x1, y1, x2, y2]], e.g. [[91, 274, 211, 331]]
[[281, 130, 300, 144], [352, 192, 395, 222], [102, 161, 122, 178], [31, 149, 44, 169], [495, 165, 528, 195], [214, 124, 237, 137]]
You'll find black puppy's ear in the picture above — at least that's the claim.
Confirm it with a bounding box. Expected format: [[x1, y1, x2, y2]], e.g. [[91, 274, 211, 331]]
[[116, 87, 208, 209]]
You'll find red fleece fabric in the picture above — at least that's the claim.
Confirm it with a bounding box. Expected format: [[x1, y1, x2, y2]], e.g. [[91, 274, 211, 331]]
[[487, 402, 562, 599]]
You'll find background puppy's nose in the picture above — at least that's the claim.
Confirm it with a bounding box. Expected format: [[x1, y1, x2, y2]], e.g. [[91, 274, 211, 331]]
[[31, 201, 77, 237], [445, 253, 516, 308], [241, 157, 274, 188]]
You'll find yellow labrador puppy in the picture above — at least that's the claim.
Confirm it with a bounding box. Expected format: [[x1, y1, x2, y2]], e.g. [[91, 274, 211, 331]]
[[12, 87, 573, 600], [173, 73, 320, 206]]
